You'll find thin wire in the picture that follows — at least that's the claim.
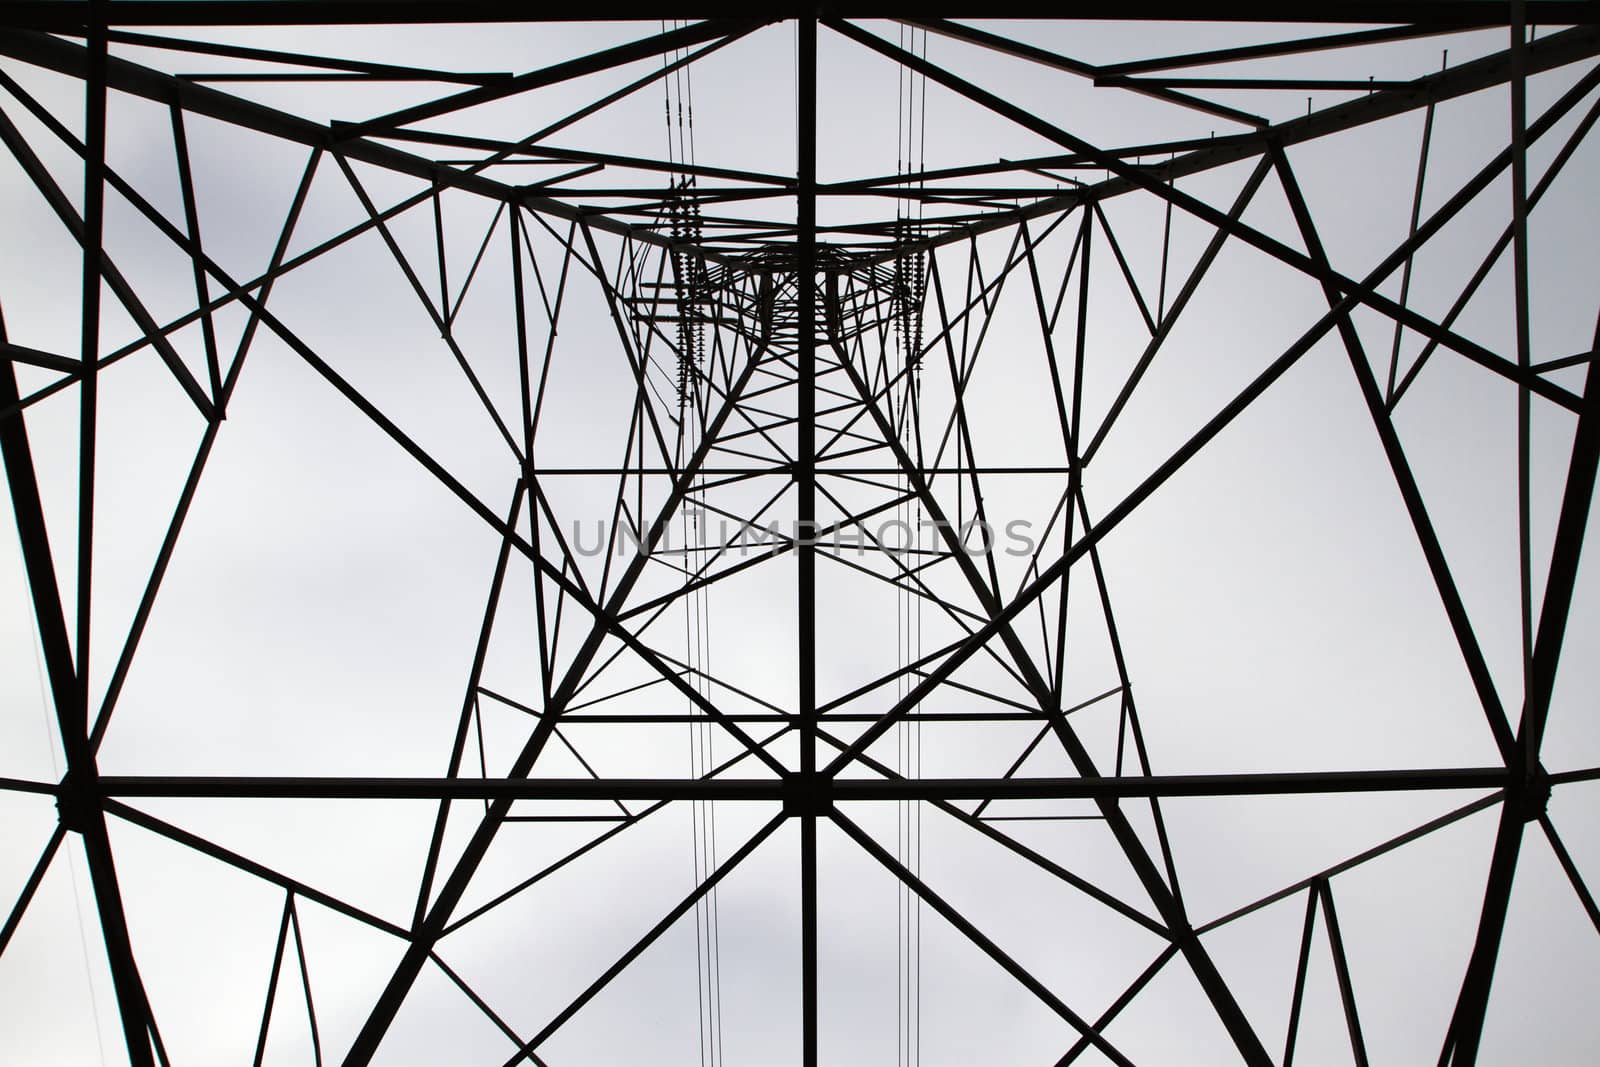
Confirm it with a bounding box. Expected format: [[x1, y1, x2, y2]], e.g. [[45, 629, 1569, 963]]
[[686, 30, 720, 1063], [893, 35, 907, 1065], [18, 535, 109, 1066], [668, 33, 719, 1062], [897, 23, 906, 178], [674, 20, 690, 186], [912, 33, 927, 1067], [661, 21, 676, 171], [681, 503, 704, 1067], [918, 28, 928, 224], [684, 26, 699, 173], [666, 33, 712, 1067], [889, 33, 929, 1061], [693, 462, 723, 1067]]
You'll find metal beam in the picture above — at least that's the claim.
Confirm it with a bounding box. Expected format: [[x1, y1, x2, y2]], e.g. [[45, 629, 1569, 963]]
[[3, 2, 1596, 28], [796, 19, 820, 1067], [0, 27, 665, 248], [92, 768, 1512, 801]]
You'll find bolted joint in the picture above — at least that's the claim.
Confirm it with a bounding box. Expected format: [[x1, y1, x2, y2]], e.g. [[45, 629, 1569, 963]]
[[55, 772, 103, 835], [1510, 766, 1552, 824], [782, 779, 832, 819]]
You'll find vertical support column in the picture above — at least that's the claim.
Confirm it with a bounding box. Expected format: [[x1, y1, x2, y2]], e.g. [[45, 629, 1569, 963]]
[[1444, 7, 1538, 1063], [796, 12, 819, 1067], [72, 8, 159, 1063]]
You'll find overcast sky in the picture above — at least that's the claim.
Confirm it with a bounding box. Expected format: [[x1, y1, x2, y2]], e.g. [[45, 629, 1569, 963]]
[[2, 14, 1599, 1066]]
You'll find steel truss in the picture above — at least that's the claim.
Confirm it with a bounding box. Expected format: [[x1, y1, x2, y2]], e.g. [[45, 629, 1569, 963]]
[[2, 3, 1599, 1064]]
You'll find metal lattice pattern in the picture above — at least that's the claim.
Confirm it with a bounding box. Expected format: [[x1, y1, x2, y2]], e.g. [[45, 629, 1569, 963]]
[[2, 4, 1599, 1064]]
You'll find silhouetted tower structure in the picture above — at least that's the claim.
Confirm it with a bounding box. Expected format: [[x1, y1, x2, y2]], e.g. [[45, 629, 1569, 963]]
[[2, 4, 1599, 1064]]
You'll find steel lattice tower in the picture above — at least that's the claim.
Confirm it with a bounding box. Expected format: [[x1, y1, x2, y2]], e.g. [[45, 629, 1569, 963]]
[[2, 3, 1599, 1064]]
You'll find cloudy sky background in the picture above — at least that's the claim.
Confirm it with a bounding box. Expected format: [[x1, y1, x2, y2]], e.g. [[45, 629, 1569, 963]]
[[2, 14, 1599, 1065]]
